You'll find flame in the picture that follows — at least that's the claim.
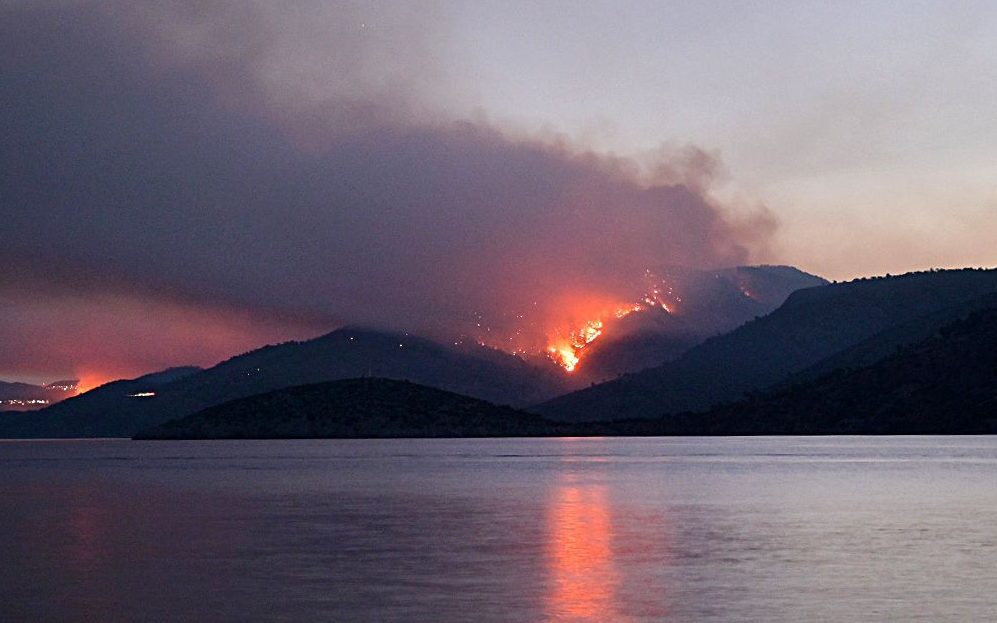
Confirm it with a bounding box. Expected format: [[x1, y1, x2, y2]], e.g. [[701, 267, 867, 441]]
[[75, 372, 116, 394], [465, 271, 681, 374], [548, 345, 581, 372], [542, 275, 680, 372], [547, 317, 611, 372]]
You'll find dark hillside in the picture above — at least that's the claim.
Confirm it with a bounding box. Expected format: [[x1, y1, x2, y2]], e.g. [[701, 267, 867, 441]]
[[136, 378, 560, 439], [539, 269, 997, 421], [654, 305, 997, 434], [1, 330, 565, 438]]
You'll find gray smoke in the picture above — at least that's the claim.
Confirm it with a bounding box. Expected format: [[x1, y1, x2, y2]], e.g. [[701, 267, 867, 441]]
[[0, 1, 775, 380]]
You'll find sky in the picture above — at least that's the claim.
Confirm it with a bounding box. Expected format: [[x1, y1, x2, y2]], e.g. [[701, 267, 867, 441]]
[[2, 1, 996, 385], [450, 1, 997, 276]]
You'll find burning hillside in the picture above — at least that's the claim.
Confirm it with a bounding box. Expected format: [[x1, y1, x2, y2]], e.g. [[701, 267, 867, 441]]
[[1, 2, 784, 388], [542, 273, 682, 372], [467, 266, 826, 378]]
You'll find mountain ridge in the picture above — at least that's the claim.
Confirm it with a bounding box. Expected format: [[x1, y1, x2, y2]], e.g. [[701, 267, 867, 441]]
[[537, 268, 997, 421], [0, 329, 566, 438], [134, 378, 560, 439], [634, 304, 997, 435], [572, 265, 827, 381]]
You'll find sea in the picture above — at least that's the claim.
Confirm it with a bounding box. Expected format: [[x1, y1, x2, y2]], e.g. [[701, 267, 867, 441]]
[[2, 436, 996, 622]]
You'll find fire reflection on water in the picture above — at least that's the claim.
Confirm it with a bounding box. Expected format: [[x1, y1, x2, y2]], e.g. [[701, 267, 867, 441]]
[[67, 499, 102, 566], [545, 476, 625, 621]]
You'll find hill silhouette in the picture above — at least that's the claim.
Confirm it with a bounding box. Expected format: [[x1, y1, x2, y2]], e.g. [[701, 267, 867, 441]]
[[0, 367, 202, 437], [576, 265, 826, 381], [0, 329, 565, 438], [538, 269, 997, 421], [0, 379, 80, 411], [634, 305, 997, 434], [135, 378, 560, 439], [134, 302, 997, 438]]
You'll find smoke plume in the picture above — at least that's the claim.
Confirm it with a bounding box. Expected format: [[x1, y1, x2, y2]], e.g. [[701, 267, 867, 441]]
[[0, 1, 775, 381]]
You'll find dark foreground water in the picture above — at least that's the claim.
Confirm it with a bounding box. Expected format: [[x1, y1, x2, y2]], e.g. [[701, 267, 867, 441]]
[[2, 437, 997, 622]]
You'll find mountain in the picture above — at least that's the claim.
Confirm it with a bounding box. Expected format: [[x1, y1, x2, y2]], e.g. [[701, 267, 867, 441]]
[[785, 289, 997, 385], [0, 329, 567, 438], [0, 379, 79, 411], [134, 303, 997, 439], [538, 268, 997, 421], [0, 381, 51, 410], [646, 305, 997, 434], [0, 367, 202, 436], [575, 265, 827, 381], [135, 378, 561, 439]]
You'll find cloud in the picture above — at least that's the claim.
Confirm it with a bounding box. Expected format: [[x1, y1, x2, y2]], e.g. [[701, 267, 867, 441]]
[[0, 1, 775, 379]]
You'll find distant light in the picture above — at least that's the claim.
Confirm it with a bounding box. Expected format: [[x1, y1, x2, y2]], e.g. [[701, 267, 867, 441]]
[[128, 391, 156, 398]]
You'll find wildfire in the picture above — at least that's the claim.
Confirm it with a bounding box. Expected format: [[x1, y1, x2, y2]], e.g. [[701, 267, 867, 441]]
[[547, 319, 605, 372], [543, 275, 680, 373], [467, 272, 681, 374], [547, 314, 625, 372], [549, 345, 581, 372], [75, 372, 116, 394]]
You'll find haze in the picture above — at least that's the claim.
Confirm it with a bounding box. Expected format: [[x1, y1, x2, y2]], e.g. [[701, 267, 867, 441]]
[[2, 1, 995, 385]]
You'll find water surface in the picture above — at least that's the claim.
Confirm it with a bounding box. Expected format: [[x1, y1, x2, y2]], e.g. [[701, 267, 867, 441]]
[[2, 437, 996, 621]]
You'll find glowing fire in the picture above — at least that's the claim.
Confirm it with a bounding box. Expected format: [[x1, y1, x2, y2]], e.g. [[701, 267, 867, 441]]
[[466, 271, 681, 374], [75, 372, 116, 394], [547, 319, 604, 372], [543, 277, 680, 372]]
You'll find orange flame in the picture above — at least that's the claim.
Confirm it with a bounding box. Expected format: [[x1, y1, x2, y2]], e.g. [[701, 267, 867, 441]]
[[542, 278, 679, 372], [74, 371, 116, 394], [547, 318, 606, 372]]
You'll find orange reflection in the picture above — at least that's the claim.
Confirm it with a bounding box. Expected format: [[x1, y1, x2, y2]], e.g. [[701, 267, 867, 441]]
[[545, 479, 624, 621], [68, 504, 101, 565]]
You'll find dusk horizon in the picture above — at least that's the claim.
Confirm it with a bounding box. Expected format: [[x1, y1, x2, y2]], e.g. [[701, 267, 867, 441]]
[[4, 3, 997, 621], [4, 1, 996, 389]]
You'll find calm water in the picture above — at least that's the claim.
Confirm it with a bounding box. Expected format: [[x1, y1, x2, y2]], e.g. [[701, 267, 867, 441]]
[[2, 437, 997, 622]]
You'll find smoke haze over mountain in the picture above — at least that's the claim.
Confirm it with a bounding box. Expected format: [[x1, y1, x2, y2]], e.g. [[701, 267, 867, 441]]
[[1, 2, 775, 382]]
